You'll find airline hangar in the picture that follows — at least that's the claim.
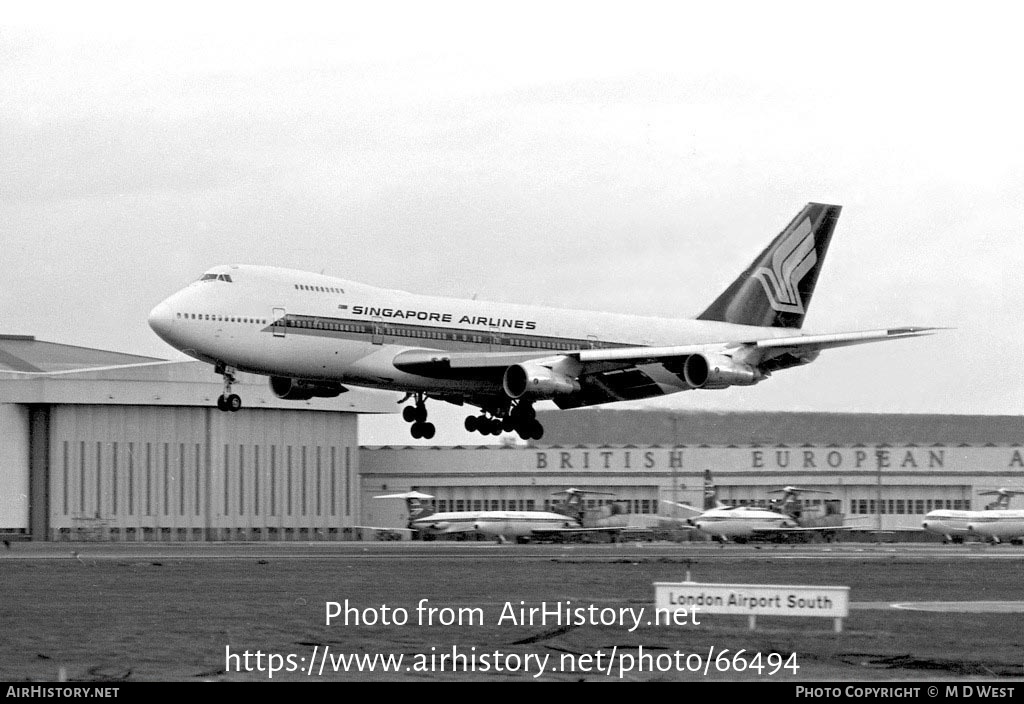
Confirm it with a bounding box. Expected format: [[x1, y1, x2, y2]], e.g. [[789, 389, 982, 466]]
[[364, 413, 1024, 534], [0, 335, 396, 542]]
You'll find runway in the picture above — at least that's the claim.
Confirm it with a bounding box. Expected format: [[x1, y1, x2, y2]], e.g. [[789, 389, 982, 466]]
[[3, 540, 1023, 561]]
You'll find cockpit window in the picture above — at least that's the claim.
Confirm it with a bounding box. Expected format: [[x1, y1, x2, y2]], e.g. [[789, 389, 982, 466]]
[[198, 273, 233, 283]]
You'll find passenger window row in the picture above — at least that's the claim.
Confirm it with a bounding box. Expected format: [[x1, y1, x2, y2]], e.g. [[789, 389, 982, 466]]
[[295, 284, 344, 293], [177, 313, 267, 325], [288, 316, 590, 350]]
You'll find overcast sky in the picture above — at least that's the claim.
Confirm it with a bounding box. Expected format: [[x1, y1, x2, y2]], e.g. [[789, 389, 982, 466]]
[[2, 2, 1022, 444]]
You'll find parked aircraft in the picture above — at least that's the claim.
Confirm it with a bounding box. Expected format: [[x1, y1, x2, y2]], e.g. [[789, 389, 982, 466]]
[[967, 510, 1024, 544], [148, 203, 936, 439], [576, 498, 693, 532], [682, 475, 865, 543], [920, 489, 1024, 543], [374, 488, 624, 543]]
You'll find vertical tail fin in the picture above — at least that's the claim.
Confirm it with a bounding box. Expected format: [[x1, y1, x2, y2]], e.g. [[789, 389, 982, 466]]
[[697, 203, 841, 329], [702, 470, 718, 510], [551, 488, 616, 521]]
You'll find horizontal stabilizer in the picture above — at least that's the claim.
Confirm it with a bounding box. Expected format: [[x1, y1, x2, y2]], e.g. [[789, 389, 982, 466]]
[[374, 491, 435, 500]]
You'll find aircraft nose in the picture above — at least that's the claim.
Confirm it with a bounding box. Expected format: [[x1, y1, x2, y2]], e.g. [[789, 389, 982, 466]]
[[147, 299, 174, 341]]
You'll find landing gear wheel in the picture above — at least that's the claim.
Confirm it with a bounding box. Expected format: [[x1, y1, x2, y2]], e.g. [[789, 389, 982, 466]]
[[464, 415, 477, 432], [529, 420, 543, 440], [512, 402, 536, 421], [404, 394, 432, 436], [216, 394, 241, 412], [517, 419, 543, 440], [410, 421, 436, 440], [215, 364, 240, 412]]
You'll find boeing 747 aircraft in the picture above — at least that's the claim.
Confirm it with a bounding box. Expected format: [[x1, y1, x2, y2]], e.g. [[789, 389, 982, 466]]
[[148, 203, 935, 439]]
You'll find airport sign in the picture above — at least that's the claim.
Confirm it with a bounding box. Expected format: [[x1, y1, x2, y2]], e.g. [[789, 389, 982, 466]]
[[654, 581, 850, 632]]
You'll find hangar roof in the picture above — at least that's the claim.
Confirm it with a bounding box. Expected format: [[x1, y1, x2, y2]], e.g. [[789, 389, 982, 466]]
[[0, 335, 159, 372], [536, 408, 1024, 446], [0, 334, 400, 413]]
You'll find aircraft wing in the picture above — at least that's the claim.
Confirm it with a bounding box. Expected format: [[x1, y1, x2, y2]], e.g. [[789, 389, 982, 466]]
[[574, 327, 940, 364], [750, 524, 864, 536], [660, 500, 710, 519], [417, 522, 479, 534], [394, 328, 937, 372], [529, 526, 628, 538], [351, 524, 415, 531], [391, 327, 939, 406]]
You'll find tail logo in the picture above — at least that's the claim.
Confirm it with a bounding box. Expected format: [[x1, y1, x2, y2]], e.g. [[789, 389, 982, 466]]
[[753, 217, 817, 315]]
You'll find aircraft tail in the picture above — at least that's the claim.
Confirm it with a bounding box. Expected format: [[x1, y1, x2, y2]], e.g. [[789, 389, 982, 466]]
[[697, 203, 841, 329], [702, 469, 719, 510], [980, 489, 1024, 510], [551, 488, 616, 521], [374, 490, 435, 525]]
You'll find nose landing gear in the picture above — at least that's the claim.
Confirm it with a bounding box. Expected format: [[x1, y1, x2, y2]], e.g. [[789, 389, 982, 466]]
[[215, 363, 241, 412]]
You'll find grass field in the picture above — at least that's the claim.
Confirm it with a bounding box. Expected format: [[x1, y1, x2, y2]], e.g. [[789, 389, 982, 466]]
[[2, 544, 1023, 682]]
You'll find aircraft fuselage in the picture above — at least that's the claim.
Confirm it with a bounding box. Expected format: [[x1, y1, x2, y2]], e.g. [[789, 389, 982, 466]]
[[148, 264, 790, 397], [413, 510, 577, 539], [967, 510, 1024, 541], [692, 507, 798, 539]]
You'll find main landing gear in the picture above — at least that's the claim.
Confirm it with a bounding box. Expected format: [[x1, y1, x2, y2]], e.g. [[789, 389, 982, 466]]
[[215, 363, 242, 412], [465, 401, 543, 440], [402, 394, 436, 439]]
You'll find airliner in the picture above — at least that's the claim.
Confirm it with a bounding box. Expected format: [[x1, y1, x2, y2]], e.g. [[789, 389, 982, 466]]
[[921, 489, 1024, 543], [147, 203, 936, 439], [374, 489, 622, 543], [685, 481, 864, 543], [967, 511, 1024, 544]]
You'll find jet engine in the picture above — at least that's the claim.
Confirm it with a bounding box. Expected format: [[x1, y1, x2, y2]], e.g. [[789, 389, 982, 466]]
[[683, 353, 761, 389], [269, 376, 346, 401], [503, 363, 581, 400]]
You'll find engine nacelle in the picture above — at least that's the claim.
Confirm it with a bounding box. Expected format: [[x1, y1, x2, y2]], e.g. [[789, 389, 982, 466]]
[[503, 363, 581, 400], [269, 376, 345, 401], [683, 353, 761, 389]]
